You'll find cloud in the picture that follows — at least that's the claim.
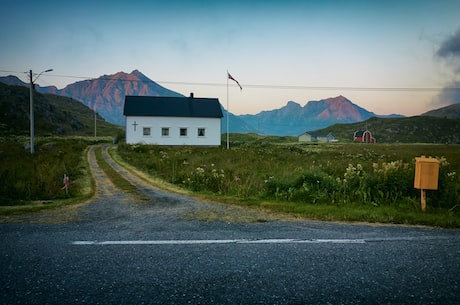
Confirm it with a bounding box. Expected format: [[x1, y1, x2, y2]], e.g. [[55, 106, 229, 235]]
[[434, 28, 460, 107], [437, 81, 460, 106], [436, 28, 460, 59]]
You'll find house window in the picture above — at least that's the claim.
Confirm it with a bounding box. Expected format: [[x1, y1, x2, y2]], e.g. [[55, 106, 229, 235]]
[[161, 128, 169, 136], [143, 127, 151, 136], [198, 128, 205, 137], [180, 128, 188, 137]]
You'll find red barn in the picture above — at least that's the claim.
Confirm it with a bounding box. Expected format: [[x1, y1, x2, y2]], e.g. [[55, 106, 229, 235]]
[[353, 130, 375, 143]]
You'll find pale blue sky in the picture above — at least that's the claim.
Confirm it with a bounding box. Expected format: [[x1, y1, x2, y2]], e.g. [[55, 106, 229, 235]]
[[1, 0, 459, 116]]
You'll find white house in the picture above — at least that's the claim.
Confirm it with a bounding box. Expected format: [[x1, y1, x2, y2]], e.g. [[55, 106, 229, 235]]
[[123, 94, 223, 146], [298, 131, 336, 143]]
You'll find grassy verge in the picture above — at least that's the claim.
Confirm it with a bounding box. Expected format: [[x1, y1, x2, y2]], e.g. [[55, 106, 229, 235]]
[[0, 146, 95, 216], [257, 200, 459, 228], [94, 146, 151, 203], [107, 146, 192, 196], [94, 146, 139, 195], [115, 142, 460, 228], [0, 197, 90, 217], [162, 191, 459, 228]]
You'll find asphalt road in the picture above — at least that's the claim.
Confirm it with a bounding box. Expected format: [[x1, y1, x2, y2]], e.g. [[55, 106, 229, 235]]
[[1, 146, 459, 305]]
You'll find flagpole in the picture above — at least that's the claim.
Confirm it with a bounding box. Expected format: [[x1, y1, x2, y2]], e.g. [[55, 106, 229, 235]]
[[226, 70, 229, 149]]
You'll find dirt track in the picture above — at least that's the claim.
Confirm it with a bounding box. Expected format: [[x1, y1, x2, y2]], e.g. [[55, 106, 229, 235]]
[[2, 145, 283, 224]]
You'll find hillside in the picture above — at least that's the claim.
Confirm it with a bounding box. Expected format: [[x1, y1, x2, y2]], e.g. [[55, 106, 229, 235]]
[[422, 103, 460, 118], [0, 70, 184, 126], [317, 116, 460, 144], [0, 83, 122, 137]]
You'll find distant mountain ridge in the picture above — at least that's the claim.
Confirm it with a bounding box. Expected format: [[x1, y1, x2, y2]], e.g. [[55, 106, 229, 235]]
[[57, 70, 185, 125], [2, 81, 458, 143], [10, 70, 460, 136], [240, 95, 381, 135]]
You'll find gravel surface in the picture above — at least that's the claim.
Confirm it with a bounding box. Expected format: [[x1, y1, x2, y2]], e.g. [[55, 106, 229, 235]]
[[1, 145, 459, 305]]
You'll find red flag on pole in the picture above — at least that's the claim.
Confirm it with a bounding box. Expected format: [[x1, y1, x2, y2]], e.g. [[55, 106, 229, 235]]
[[227, 72, 242, 90]]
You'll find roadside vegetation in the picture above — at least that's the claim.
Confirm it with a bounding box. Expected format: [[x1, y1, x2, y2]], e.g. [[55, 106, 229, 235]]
[[1, 134, 459, 227], [0, 137, 103, 214], [116, 139, 460, 227]]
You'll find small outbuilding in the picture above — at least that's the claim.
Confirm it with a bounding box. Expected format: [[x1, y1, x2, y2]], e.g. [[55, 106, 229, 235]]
[[299, 131, 336, 143], [123, 94, 223, 146], [353, 130, 375, 143]]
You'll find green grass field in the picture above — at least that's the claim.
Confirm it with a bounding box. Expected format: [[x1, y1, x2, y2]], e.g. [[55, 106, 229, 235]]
[[0, 137, 96, 215], [0, 137, 111, 204], [1, 135, 458, 227], [116, 141, 460, 227]]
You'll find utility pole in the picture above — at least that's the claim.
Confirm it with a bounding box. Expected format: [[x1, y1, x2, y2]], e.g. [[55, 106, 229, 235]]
[[29, 69, 53, 154], [29, 68, 53, 154], [29, 70, 34, 154], [94, 109, 97, 138]]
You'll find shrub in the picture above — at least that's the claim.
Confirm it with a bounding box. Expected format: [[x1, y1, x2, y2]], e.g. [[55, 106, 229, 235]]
[[431, 157, 459, 209], [263, 158, 458, 209], [179, 164, 227, 194]]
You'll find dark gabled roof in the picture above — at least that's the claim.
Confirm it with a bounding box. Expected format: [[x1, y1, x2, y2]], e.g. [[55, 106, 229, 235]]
[[123, 96, 223, 118]]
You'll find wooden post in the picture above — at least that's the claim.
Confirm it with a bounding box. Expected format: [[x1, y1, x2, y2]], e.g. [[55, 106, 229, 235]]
[[421, 189, 426, 212]]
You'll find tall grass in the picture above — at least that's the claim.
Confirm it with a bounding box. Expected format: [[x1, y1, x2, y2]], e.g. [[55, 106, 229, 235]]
[[117, 142, 460, 214], [0, 137, 108, 205]]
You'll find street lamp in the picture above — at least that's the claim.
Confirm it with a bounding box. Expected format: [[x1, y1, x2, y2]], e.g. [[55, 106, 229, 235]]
[[29, 68, 53, 154]]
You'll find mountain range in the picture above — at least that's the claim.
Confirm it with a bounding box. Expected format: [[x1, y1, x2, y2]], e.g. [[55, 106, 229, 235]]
[[1, 70, 457, 136], [240, 96, 387, 136]]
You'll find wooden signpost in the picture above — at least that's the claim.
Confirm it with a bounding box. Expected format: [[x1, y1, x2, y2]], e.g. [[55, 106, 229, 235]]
[[414, 156, 440, 212]]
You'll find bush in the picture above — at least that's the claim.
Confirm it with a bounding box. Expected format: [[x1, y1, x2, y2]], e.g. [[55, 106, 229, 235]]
[[178, 164, 227, 193], [263, 158, 459, 209]]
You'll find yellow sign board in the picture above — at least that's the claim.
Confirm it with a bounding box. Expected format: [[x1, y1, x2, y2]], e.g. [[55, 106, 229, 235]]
[[414, 156, 440, 190]]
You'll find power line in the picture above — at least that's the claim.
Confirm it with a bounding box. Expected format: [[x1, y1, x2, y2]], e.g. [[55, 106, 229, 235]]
[[160, 82, 458, 92], [1, 69, 459, 92]]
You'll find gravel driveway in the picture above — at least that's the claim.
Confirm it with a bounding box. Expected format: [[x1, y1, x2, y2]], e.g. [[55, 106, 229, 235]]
[[4, 145, 283, 225]]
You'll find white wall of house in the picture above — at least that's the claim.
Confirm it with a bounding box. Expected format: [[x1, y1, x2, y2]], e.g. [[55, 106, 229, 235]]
[[125, 116, 221, 146], [316, 136, 330, 143], [298, 133, 314, 142], [299, 132, 336, 143]]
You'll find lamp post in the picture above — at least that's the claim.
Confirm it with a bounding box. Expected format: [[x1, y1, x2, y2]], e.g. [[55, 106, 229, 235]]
[[29, 68, 53, 154]]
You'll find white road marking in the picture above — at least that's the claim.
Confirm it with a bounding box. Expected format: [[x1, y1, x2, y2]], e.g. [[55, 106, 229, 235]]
[[72, 238, 366, 245], [71, 235, 453, 246]]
